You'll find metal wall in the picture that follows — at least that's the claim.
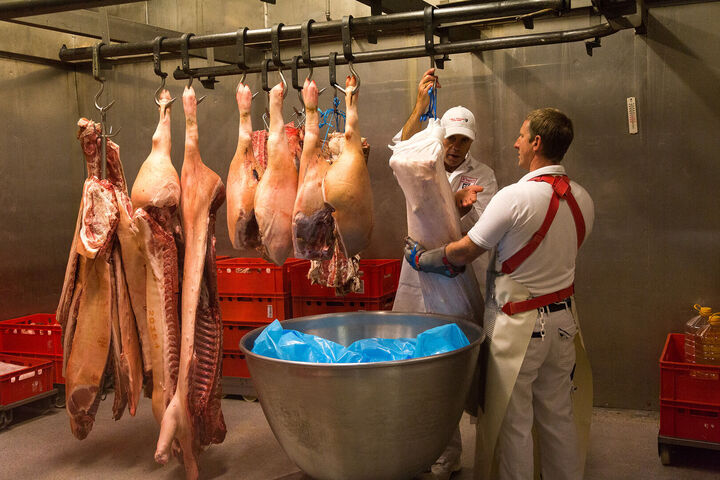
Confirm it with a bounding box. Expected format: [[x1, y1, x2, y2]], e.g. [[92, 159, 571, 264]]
[[0, 1, 718, 410]]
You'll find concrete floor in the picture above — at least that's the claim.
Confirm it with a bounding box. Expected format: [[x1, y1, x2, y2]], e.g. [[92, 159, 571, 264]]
[[1, 393, 719, 479]]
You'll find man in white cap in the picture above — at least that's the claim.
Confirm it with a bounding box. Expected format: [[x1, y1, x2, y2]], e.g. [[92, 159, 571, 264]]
[[392, 68, 497, 480]]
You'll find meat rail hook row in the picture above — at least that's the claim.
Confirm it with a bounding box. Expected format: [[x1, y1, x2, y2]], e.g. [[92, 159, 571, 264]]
[[92, 42, 120, 179]]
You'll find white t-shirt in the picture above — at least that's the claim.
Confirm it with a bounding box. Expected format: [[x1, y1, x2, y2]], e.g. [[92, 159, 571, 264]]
[[467, 165, 594, 296]]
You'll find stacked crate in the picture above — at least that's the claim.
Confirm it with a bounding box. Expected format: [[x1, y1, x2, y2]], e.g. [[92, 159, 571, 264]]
[[0, 314, 63, 386], [658, 333, 720, 464], [288, 259, 400, 317], [216, 257, 303, 390]]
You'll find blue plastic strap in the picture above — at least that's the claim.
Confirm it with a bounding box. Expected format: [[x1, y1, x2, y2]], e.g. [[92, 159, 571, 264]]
[[419, 85, 437, 122], [409, 243, 420, 270]]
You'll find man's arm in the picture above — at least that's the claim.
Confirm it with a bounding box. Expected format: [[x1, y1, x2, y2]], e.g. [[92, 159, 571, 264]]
[[446, 236, 487, 266], [404, 235, 486, 277], [401, 68, 440, 140]]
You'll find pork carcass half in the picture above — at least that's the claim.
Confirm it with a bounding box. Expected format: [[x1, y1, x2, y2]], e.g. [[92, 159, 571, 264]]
[[388, 120, 484, 323], [155, 85, 226, 480], [105, 139, 144, 419], [253, 83, 300, 265], [226, 82, 265, 250], [60, 119, 118, 438], [292, 79, 333, 260], [321, 76, 373, 259], [130, 90, 182, 424]]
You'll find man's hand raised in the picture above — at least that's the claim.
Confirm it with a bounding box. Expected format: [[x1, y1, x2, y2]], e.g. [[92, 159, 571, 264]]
[[455, 185, 484, 216]]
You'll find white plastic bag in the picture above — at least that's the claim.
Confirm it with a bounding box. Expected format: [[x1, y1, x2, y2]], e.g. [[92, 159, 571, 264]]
[[389, 120, 484, 324]]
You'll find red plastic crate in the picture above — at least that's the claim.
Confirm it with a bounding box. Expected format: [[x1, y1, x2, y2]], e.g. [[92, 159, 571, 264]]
[[660, 333, 720, 406], [0, 354, 54, 406], [222, 351, 251, 378], [0, 313, 62, 356], [219, 294, 292, 322], [660, 399, 720, 443], [291, 293, 395, 317], [30, 353, 64, 385], [223, 321, 264, 353], [216, 258, 305, 295], [289, 259, 401, 299]]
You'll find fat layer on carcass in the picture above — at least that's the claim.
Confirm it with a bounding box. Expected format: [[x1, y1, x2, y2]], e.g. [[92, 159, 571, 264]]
[[155, 85, 226, 480], [388, 120, 484, 323], [253, 83, 300, 265]]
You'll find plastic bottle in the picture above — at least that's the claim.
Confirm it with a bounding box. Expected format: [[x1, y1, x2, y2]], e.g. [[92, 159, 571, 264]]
[[685, 305, 713, 363], [698, 313, 720, 365]]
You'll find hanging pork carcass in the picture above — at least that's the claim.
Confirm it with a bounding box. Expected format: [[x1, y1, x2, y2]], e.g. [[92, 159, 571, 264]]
[[155, 85, 226, 480], [253, 83, 300, 265]]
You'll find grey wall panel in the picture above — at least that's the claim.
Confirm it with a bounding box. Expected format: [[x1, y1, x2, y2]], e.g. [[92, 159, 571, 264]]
[[0, 1, 718, 410], [0, 61, 80, 318]]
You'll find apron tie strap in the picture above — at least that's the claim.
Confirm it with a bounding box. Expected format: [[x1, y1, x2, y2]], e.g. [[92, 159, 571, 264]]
[[501, 284, 575, 316]]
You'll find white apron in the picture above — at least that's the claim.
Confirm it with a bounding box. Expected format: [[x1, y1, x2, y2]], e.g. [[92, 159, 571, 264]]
[[473, 257, 592, 480]]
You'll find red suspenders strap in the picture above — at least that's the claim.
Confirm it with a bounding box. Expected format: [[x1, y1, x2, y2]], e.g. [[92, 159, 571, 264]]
[[499, 174, 587, 316], [501, 175, 585, 274], [501, 284, 575, 316]]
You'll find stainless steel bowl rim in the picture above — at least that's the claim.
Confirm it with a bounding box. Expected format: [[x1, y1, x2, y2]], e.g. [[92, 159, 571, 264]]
[[239, 311, 485, 369]]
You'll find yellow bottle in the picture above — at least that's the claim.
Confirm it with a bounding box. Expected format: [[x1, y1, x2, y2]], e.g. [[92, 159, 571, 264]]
[[697, 313, 720, 365], [685, 305, 713, 363]]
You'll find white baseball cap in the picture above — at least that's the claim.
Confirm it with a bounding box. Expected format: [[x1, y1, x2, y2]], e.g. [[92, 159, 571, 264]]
[[440, 106, 476, 141]]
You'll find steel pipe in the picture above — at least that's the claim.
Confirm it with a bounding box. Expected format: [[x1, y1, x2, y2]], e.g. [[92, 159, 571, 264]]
[[171, 23, 620, 81], [0, 0, 146, 19], [58, 0, 566, 62]]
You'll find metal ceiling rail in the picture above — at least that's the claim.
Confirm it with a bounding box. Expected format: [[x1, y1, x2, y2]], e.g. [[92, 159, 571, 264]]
[[58, 0, 567, 62], [0, 0, 146, 19], [171, 22, 623, 81]]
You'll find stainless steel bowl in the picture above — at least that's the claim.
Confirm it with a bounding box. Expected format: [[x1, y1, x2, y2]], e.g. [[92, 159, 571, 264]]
[[239, 311, 485, 480]]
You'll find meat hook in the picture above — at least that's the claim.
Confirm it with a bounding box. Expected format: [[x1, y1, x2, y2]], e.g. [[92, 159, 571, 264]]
[[238, 72, 260, 99], [152, 36, 177, 108], [186, 75, 206, 105], [329, 54, 360, 97]]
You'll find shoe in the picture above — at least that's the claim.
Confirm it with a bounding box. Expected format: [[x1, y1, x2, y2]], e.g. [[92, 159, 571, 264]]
[[415, 454, 462, 480]]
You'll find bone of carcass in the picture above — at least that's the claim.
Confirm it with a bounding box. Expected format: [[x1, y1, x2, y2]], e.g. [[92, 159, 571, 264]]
[[226, 82, 264, 250], [155, 85, 226, 480], [253, 83, 299, 265], [292, 79, 334, 260], [321, 76, 373, 259], [389, 120, 484, 322], [130, 90, 182, 422], [134, 209, 180, 424]]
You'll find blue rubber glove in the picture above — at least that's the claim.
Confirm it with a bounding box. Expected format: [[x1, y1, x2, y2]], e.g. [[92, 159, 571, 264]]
[[404, 236, 465, 278]]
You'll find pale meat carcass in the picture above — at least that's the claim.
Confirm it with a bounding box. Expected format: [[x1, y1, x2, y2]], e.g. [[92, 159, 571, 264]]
[[253, 83, 300, 265], [321, 75, 373, 259], [130, 90, 182, 423], [226, 82, 264, 250], [388, 120, 483, 323], [292, 79, 333, 260], [155, 85, 226, 480]]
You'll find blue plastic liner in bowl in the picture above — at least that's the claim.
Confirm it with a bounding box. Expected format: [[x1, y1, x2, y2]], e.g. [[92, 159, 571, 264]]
[[251, 319, 469, 363]]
